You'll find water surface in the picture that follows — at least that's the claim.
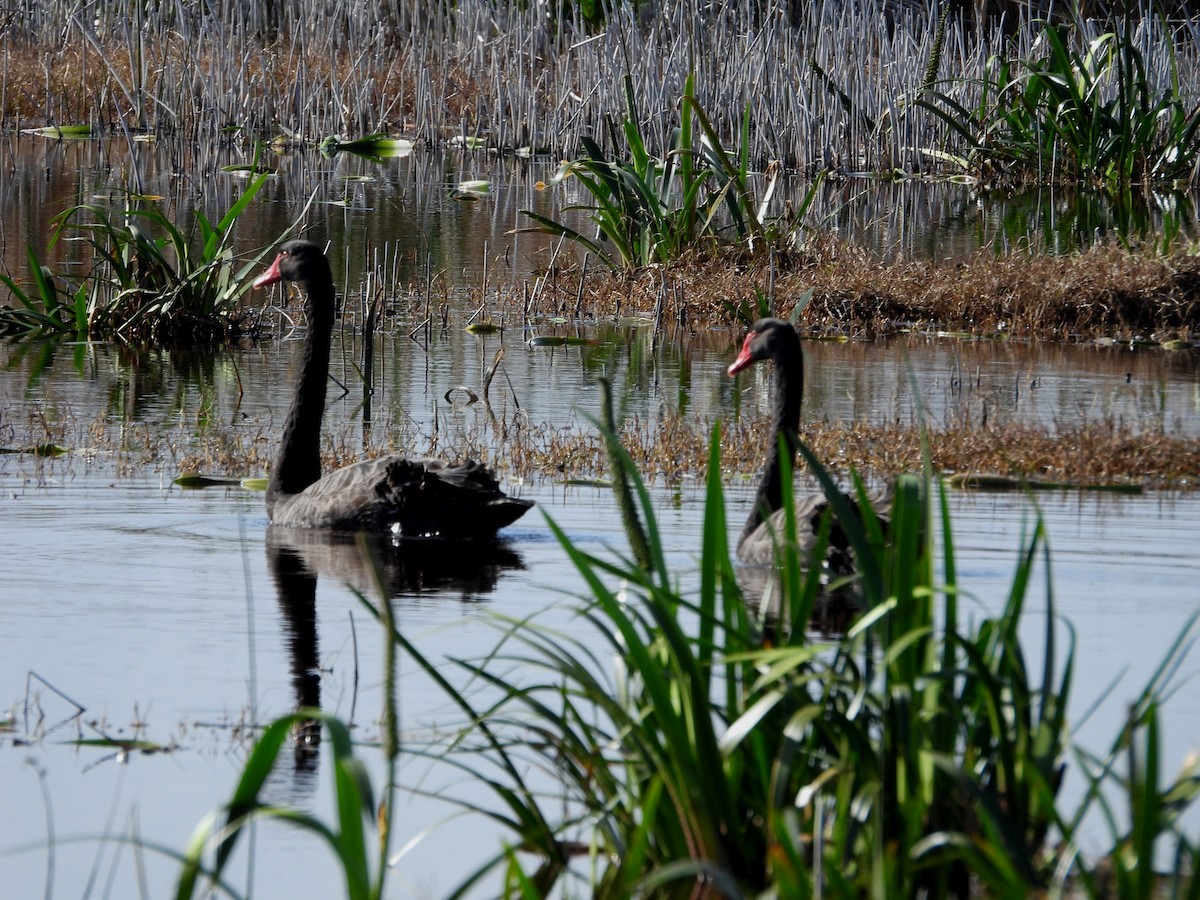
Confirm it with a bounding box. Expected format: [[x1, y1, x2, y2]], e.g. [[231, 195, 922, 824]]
[[2, 330, 1198, 896], [1, 137, 1199, 896]]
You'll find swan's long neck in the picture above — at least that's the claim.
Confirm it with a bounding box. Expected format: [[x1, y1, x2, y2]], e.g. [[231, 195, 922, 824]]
[[268, 276, 334, 506], [740, 345, 803, 546]]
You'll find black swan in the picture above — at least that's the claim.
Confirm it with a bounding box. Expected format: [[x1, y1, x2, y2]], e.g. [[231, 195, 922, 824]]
[[253, 240, 533, 536], [728, 317, 887, 569]]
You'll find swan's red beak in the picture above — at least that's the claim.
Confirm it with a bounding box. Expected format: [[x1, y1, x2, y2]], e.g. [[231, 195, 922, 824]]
[[252, 252, 285, 289], [727, 330, 758, 376]]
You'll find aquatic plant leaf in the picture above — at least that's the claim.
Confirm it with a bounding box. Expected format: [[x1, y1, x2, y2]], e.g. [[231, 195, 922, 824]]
[[172, 473, 245, 488], [527, 335, 591, 347], [71, 737, 171, 752], [945, 473, 1143, 493], [464, 320, 500, 334], [0, 444, 68, 456], [22, 125, 94, 139], [218, 164, 273, 177]]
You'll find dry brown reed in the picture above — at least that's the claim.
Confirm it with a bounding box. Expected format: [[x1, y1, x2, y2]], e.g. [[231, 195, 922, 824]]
[[5, 0, 1198, 178], [5, 379, 1194, 490], [525, 414, 1200, 489], [528, 240, 1200, 341]]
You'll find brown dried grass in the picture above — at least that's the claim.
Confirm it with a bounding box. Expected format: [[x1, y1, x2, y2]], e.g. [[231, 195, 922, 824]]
[[0, 36, 518, 135], [530, 240, 1200, 343], [523, 414, 1200, 490], [6, 385, 1194, 490]]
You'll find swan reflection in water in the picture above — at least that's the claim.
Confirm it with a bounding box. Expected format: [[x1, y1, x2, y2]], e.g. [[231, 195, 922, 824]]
[[265, 526, 526, 779]]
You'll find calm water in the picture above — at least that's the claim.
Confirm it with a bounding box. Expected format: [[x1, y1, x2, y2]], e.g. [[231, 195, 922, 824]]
[[2, 330, 1199, 896], [2, 136, 1197, 280], [1, 139, 1199, 896]]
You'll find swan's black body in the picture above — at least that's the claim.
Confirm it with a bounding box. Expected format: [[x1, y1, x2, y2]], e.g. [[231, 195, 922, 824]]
[[728, 318, 887, 568], [254, 240, 533, 536]]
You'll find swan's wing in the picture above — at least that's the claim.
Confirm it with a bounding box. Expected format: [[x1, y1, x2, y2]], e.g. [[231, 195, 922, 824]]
[[379, 458, 534, 538], [737, 493, 830, 565], [271, 456, 533, 536], [737, 486, 892, 568]]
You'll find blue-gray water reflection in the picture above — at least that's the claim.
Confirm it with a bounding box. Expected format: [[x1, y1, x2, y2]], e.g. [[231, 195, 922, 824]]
[[2, 136, 1200, 896], [2, 327, 1198, 896], [3, 139, 1197, 286]]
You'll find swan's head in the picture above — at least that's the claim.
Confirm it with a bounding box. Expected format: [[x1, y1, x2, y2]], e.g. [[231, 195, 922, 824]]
[[253, 240, 331, 290], [728, 318, 800, 376]]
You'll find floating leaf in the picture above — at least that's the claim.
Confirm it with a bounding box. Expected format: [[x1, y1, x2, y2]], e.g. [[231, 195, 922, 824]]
[[241, 478, 269, 491], [173, 473, 246, 488], [220, 164, 273, 177], [22, 125, 94, 139], [565, 478, 614, 488], [528, 335, 592, 347], [0, 443, 67, 456], [946, 473, 1143, 494], [321, 133, 415, 160], [71, 737, 171, 752], [465, 320, 501, 334], [451, 179, 491, 201], [1161, 339, 1193, 351], [449, 135, 488, 149]]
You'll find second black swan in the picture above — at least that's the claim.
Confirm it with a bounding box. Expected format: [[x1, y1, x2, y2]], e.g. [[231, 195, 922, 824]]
[[253, 240, 533, 537], [728, 317, 887, 569]]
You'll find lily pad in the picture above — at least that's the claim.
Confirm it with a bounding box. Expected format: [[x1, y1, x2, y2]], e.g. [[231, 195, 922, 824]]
[[465, 321, 501, 334], [174, 473, 247, 488], [0, 443, 67, 457], [945, 473, 1142, 494], [22, 125, 94, 139], [528, 336, 592, 347]]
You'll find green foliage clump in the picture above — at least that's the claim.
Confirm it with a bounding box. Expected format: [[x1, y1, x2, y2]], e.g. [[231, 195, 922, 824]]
[[923, 18, 1200, 192], [522, 74, 817, 269], [387, 432, 1200, 896], [177, 434, 1200, 898], [0, 173, 270, 343]]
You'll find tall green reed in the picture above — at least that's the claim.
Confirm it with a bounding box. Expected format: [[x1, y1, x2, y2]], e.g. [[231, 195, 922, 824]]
[[0, 170, 273, 343], [521, 74, 807, 268], [175, 429, 1200, 898], [386, 428, 1199, 896], [922, 16, 1200, 191]]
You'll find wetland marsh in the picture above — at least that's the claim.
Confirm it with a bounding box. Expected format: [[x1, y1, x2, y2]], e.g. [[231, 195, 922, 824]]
[[3, 0, 1200, 894]]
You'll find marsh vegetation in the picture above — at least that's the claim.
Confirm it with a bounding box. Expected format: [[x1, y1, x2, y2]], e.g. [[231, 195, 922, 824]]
[[2, 0, 1199, 897]]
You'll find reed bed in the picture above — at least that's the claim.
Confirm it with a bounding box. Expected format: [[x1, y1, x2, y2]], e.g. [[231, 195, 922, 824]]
[[527, 240, 1200, 340], [4, 383, 1196, 490], [3, 0, 1198, 181]]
